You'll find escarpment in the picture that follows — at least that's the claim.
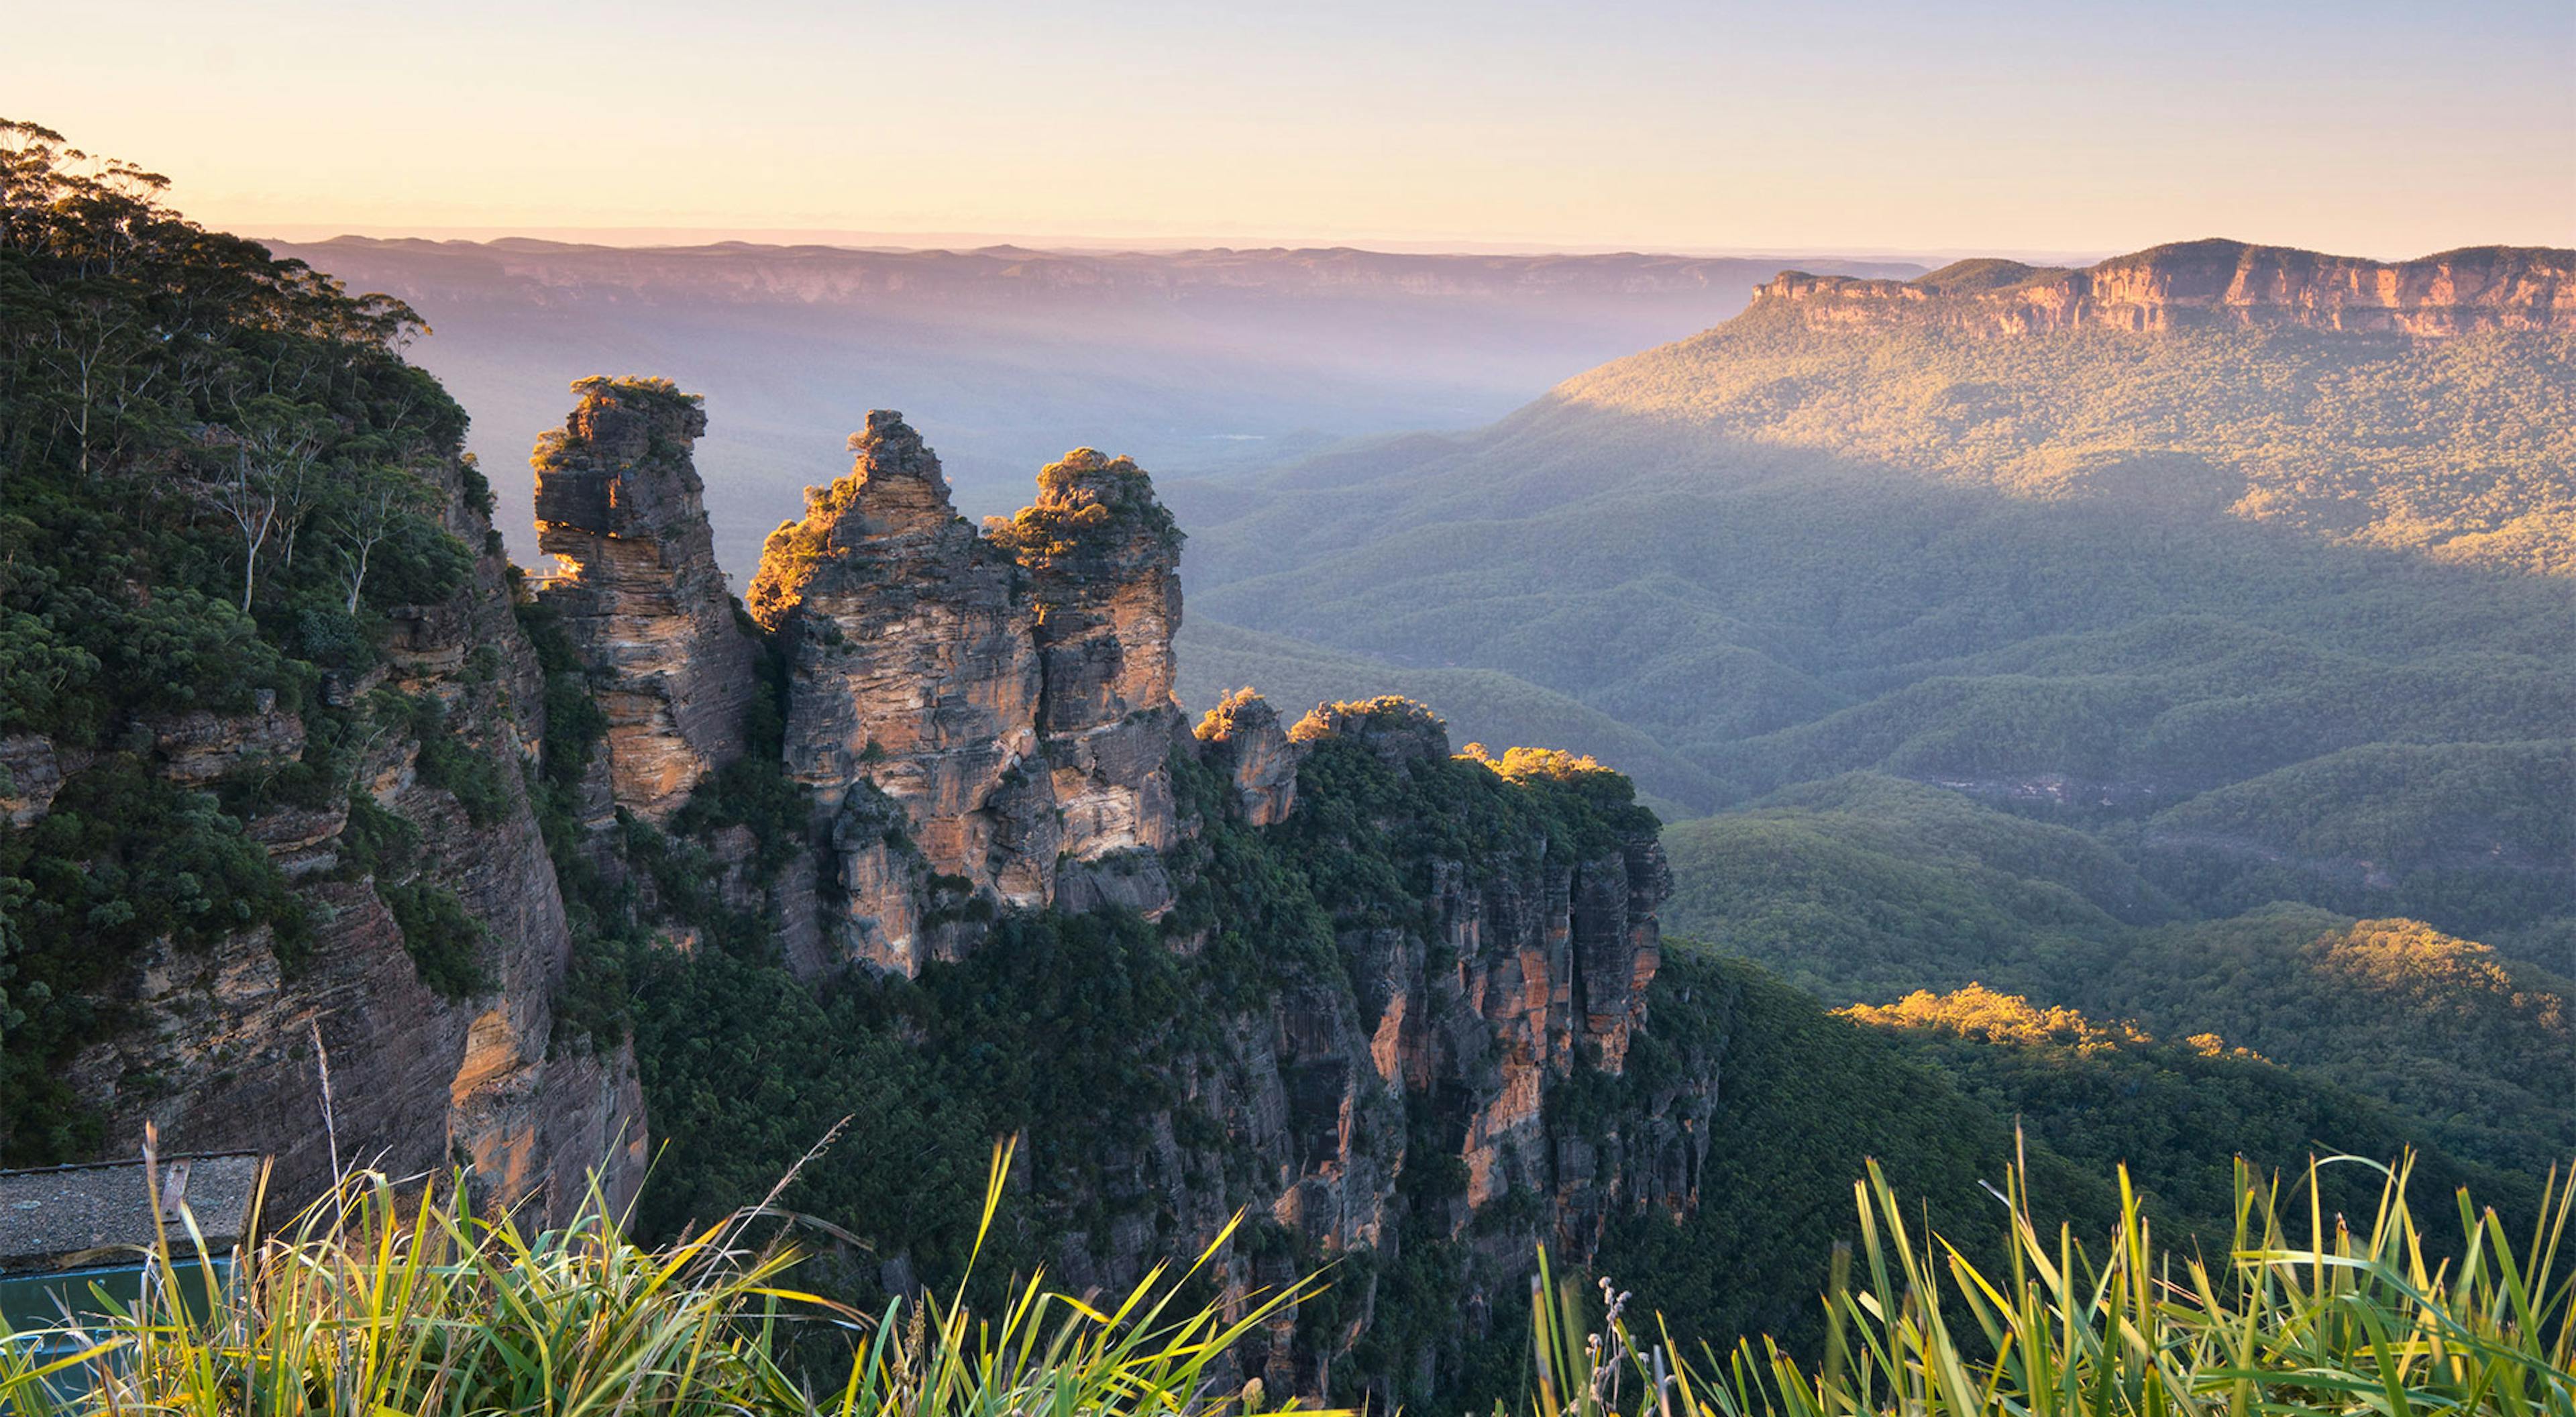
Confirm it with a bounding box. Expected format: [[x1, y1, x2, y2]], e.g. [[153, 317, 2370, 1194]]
[[59, 448, 647, 1224], [1041, 694, 1701, 1397], [1755, 239, 2576, 337], [533, 378, 757, 823], [745, 413, 1185, 974]]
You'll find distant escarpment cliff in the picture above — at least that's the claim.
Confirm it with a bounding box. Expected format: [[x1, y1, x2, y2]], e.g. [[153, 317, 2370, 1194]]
[[1754, 239, 2575, 337]]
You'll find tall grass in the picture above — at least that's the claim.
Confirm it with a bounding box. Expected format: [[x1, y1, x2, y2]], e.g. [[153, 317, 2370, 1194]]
[[1525, 1147, 2576, 1416], [13, 1138, 2569, 1415], [0, 1137, 1328, 1416]]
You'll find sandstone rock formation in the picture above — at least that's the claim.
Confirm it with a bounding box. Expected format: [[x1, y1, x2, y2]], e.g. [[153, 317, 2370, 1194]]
[[998, 448, 1187, 905], [1193, 688, 1300, 826], [746, 413, 1185, 974], [533, 378, 755, 823], [32, 371, 1700, 1398], [1755, 240, 2576, 337], [0, 734, 74, 827]]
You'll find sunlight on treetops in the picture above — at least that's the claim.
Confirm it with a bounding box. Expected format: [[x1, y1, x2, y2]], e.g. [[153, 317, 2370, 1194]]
[[1842, 982, 2263, 1059]]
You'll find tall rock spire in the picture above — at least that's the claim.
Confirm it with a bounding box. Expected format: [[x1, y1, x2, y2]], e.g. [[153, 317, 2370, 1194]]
[[990, 448, 1186, 890], [532, 377, 756, 823]]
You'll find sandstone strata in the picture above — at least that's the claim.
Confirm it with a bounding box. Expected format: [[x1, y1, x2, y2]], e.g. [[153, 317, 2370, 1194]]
[[1756, 239, 2576, 337], [533, 378, 755, 822], [747, 413, 1185, 974], [70, 449, 647, 1224]]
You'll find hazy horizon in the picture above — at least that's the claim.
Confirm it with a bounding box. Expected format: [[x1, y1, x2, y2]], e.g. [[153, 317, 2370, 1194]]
[[12, 0, 2569, 258], [252, 227, 2121, 266]]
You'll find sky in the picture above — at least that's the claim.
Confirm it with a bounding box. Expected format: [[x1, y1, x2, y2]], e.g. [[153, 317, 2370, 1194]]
[[9, 0, 2572, 257]]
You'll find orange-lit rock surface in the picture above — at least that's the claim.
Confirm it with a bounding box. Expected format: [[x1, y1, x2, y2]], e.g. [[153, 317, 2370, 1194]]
[[533, 378, 755, 823], [748, 413, 1184, 973], [1193, 688, 1301, 826]]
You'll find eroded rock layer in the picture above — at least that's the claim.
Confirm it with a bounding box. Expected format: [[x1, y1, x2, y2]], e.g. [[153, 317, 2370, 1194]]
[[533, 378, 755, 822], [1032, 694, 1698, 1399]]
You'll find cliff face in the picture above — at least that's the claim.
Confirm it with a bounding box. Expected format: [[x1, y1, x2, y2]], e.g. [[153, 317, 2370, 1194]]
[[62, 456, 647, 1222], [1075, 696, 1702, 1398], [1002, 448, 1187, 907], [533, 378, 756, 823], [1755, 240, 2576, 337], [26, 368, 1701, 1397], [745, 414, 1183, 975]]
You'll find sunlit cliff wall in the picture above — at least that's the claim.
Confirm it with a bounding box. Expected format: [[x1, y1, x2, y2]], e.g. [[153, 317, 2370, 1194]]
[[1756, 239, 2575, 337]]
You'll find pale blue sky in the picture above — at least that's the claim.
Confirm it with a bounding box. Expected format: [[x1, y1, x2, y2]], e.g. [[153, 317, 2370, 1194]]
[[9, 0, 2571, 254]]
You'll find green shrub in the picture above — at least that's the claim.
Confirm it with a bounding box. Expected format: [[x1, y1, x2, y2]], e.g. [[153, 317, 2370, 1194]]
[[393, 692, 512, 826], [377, 878, 490, 1000]]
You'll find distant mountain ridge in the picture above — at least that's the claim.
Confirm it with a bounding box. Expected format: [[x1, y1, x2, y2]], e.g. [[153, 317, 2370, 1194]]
[[285, 235, 1880, 307], [1169, 235, 2574, 898], [266, 237, 1923, 579], [1755, 238, 2575, 337]]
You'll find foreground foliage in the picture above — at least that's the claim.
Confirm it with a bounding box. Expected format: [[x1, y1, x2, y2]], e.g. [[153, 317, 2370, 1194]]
[[7, 1144, 2565, 1416], [1533, 1151, 2576, 1417], [0, 1142, 1322, 1416]]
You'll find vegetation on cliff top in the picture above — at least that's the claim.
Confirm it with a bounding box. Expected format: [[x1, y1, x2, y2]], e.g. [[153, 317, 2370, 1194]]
[[0, 119, 492, 1161], [981, 446, 1183, 574], [527, 374, 704, 474]]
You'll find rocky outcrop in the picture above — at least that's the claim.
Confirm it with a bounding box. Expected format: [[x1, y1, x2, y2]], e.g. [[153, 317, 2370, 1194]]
[[533, 378, 755, 823], [1, 734, 83, 827], [1002, 448, 1188, 896], [747, 413, 1185, 975], [1193, 689, 1301, 826], [146, 698, 305, 787], [1754, 240, 2576, 337]]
